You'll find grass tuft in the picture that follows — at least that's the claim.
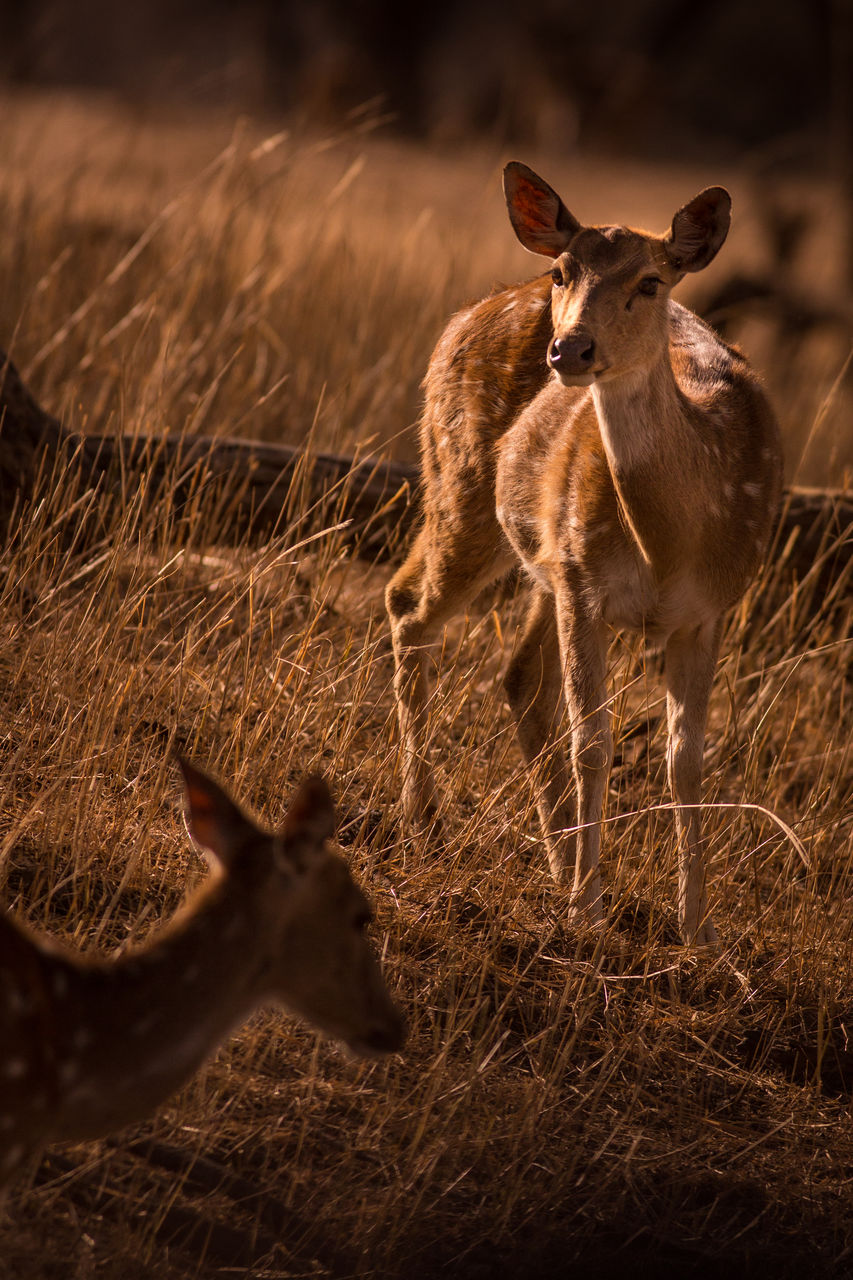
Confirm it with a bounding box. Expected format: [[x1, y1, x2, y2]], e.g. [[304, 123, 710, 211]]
[[0, 88, 851, 1276]]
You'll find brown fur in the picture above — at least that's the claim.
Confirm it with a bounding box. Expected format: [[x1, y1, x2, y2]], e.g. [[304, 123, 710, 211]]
[[0, 760, 405, 1188], [386, 162, 782, 945]]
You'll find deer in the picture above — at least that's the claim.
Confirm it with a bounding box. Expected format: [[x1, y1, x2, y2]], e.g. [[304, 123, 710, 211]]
[[0, 757, 406, 1188], [386, 161, 783, 946]]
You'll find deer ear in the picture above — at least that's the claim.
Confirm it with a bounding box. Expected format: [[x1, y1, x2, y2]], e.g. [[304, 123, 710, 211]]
[[664, 186, 731, 274], [503, 161, 581, 258], [177, 756, 257, 870], [280, 776, 336, 850]]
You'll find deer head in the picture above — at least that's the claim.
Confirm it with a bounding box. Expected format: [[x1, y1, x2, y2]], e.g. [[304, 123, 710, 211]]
[[179, 758, 406, 1057], [503, 161, 731, 386]]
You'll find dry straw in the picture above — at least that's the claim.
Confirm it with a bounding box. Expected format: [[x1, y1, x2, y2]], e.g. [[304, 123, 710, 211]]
[[0, 93, 851, 1276]]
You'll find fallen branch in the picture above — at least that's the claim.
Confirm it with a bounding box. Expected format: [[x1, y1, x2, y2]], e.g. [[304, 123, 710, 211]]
[[1, 346, 851, 624]]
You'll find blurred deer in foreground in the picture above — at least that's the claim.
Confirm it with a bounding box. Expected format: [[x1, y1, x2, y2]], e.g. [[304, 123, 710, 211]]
[[386, 162, 782, 945], [0, 758, 405, 1188]]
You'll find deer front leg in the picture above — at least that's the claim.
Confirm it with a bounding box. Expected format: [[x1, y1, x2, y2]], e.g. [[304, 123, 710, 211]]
[[664, 619, 722, 946], [555, 582, 611, 924], [503, 587, 575, 881]]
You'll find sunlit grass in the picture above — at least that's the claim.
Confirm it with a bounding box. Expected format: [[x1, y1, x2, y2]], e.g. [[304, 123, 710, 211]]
[[0, 88, 851, 1276]]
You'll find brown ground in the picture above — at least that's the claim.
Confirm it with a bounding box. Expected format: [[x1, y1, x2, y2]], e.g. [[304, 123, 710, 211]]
[[0, 88, 851, 1278]]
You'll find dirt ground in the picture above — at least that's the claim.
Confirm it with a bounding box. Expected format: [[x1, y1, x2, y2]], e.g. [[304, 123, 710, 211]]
[[0, 87, 852, 1278]]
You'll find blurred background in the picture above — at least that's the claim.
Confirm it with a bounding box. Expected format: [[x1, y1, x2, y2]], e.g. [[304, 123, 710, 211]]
[[1, 0, 845, 165], [0, 0, 850, 484], [0, 0, 847, 168]]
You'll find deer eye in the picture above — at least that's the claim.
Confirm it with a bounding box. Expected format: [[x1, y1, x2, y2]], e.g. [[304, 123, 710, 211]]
[[550, 267, 564, 287], [637, 276, 661, 297]]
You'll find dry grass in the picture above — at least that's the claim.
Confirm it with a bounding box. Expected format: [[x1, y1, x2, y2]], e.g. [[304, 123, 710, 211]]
[[0, 88, 851, 1278]]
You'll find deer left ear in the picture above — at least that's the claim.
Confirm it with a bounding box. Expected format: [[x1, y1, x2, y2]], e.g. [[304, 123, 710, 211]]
[[177, 756, 258, 870], [664, 186, 731, 274], [280, 776, 336, 849], [503, 161, 581, 258]]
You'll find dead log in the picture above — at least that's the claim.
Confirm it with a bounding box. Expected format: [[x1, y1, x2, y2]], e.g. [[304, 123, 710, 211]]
[[1, 345, 851, 626], [0, 346, 65, 500], [1, 344, 416, 556], [73, 429, 418, 557], [759, 485, 853, 637]]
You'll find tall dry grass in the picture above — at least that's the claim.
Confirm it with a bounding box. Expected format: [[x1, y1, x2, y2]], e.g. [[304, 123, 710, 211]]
[[0, 88, 851, 1277]]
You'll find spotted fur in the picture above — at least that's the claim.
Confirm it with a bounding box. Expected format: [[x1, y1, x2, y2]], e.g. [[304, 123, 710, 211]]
[[386, 162, 782, 945], [0, 761, 405, 1188]]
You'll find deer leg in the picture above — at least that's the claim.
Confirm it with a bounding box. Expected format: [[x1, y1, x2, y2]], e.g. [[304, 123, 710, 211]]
[[554, 582, 610, 923], [664, 619, 722, 946], [386, 517, 510, 831], [503, 587, 575, 881]]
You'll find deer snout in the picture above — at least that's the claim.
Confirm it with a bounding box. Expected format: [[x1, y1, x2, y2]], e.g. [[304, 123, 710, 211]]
[[548, 333, 597, 379], [359, 1006, 407, 1055]]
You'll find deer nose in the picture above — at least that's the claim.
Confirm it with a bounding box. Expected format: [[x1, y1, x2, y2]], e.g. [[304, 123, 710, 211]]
[[549, 333, 596, 374], [361, 1009, 407, 1054]]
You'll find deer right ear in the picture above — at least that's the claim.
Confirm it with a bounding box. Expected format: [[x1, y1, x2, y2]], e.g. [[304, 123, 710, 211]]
[[280, 776, 336, 850], [664, 186, 731, 274], [503, 161, 581, 258], [178, 756, 256, 870]]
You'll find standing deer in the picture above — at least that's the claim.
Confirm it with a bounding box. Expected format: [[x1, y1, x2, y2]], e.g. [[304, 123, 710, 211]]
[[386, 162, 782, 945], [0, 758, 405, 1188]]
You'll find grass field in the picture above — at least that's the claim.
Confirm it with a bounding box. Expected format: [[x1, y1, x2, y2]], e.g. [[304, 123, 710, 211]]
[[0, 87, 852, 1278]]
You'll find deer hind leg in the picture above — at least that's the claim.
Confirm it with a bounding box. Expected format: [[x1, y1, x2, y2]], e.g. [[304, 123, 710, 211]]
[[664, 619, 722, 946], [503, 587, 575, 882], [386, 516, 510, 831], [554, 583, 610, 924]]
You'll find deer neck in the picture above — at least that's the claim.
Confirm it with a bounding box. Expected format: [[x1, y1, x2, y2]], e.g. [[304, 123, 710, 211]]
[[50, 879, 268, 1141], [591, 344, 701, 578]]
